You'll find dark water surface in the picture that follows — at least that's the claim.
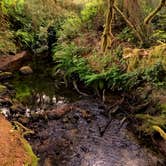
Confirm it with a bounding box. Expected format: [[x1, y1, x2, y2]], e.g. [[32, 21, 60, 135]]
[[10, 58, 165, 166]]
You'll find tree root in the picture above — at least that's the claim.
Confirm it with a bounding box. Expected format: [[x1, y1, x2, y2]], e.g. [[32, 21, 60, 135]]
[[12, 121, 34, 137], [72, 80, 89, 96]]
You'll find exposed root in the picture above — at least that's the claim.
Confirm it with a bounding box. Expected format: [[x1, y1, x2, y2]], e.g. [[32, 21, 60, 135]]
[[72, 80, 89, 96], [12, 121, 34, 137]]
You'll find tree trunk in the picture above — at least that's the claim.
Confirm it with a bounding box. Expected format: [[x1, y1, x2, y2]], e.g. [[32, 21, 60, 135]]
[[101, 0, 115, 53]]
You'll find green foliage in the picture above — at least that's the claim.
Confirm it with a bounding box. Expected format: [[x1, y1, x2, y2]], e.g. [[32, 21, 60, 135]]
[[15, 30, 34, 48], [1, 0, 25, 14], [136, 113, 166, 135], [81, 0, 103, 21], [81, 0, 104, 29], [53, 43, 91, 83], [53, 43, 144, 92], [15, 84, 31, 101], [57, 12, 82, 41], [136, 103, 166, 135], [84, 66, 122, 90], [152, 30, 166, 43], [0, 0, 65, 53], [142, 62, 166, 88], [117, 27, 136, 43], [0, 30, 17, 54]]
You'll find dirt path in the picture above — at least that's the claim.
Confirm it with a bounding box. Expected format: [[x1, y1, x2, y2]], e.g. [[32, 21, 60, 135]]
[[0, 114, 37, 166]]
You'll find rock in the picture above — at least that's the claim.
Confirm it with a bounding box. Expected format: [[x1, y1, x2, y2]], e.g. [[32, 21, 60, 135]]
[[0, 85, 7, 95], [0, 51, 30, 71], [0, 108, 10, 117], [0, 72, 13, 81], [19, 66, 33, 75], [45, 104, 74, 119]]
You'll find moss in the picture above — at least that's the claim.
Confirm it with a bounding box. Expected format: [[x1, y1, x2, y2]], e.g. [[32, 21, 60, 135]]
[[125, 44, 166, 72], [161, 104, 166, 113], [21, 137, 38, 166], [0, 30, 17, 55], [136, 114, 166, 134], [0, 84, 7, 94]]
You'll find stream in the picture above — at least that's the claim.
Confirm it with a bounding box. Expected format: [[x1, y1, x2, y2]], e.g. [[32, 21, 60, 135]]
[[7, 57, 166, 166]]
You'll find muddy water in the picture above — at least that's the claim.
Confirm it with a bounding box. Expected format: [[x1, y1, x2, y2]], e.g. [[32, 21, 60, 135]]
[[10, 59, 165, 166], [24, 97, 164, 166]]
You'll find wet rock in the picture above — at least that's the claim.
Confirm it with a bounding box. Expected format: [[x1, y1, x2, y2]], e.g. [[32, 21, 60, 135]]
[[45, 104, 74, 119], [0, 108, 10, 117], [0, 51, 30, 71], [0, 72, 13, 81], [19, 66, 33, 75], [0, 84, 7, 95]]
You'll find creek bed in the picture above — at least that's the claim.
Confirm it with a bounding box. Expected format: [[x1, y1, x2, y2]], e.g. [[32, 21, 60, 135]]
[[8, 57, 166, 166]]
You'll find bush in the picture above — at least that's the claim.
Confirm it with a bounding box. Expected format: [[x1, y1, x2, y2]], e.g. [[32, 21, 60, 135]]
[[53, 43, 91, 83], [0, 0, 64, 52], [117, 27, 136, 43], [57, 12, 82, 41], [52, 43, 143, 92], [81, 0, 104, 30]]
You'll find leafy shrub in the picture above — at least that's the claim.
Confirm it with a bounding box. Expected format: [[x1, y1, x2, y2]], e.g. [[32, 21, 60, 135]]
[[152, 30, 166, 43], [53, 43, 91, 84], [0, 0, 64, 52], [81, 0, 103, 21], [142, 62, 166, 87], [15, 30, 34, 48], [52, 43, 143, 92], [81, 0, 104, 30], [57, 12, 82, 41], [117, 27, 136, 43], [1, 0, 25, 15]]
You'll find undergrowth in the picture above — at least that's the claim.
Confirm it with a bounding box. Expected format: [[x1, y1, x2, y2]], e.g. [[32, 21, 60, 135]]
[[53, 43, 166, 94]]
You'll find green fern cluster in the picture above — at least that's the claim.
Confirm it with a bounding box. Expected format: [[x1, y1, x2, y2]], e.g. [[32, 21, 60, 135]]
[[53, 43, 91, 83], [52, 43, 144, 92]]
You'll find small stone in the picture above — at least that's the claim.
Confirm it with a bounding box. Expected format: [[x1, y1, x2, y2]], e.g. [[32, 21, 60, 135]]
[[0, 84, 7, 95], [19, 66, 33, 75], [0, 108, 10, 117], [0, 72, 13, 81]]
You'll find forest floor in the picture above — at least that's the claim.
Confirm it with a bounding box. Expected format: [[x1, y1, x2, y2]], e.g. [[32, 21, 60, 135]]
[[0, 114, 37, 166], [0, 53, 166, 165]]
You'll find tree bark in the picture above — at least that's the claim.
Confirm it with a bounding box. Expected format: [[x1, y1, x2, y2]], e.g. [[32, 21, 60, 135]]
[[144, 0, 166, 25], [101, 0, 115, 53]]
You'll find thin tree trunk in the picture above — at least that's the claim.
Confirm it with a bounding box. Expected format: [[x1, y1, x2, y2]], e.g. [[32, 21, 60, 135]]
[[101, 0, 115, 53], [113, 5, 144, 45], [144, 0, 166, 25]]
